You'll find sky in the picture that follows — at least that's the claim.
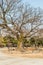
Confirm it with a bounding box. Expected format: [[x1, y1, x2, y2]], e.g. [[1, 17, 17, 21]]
[[23, 0, 43, 29], [0, 0, 43, 9], [23, 0, 43, 9], [0, 0, 43, 29]]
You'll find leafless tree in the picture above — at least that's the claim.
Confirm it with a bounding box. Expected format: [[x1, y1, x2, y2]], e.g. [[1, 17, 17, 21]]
[[0, 0, 43, 51]]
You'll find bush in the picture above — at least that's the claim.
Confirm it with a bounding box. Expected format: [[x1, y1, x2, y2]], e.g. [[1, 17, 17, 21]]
[[30, 37, 35, 47], [3, 36, 18, 47], [12, 39, 18, 47], [35, 38, 43, 47], [23, 39, 30, 47]]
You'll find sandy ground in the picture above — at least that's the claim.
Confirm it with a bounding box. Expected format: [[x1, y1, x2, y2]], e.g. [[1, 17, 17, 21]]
[[0, 48, 43, 65], [0, 47, 43, 58]]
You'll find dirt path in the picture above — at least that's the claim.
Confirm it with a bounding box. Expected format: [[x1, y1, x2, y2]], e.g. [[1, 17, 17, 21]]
[[0, 49, 43, 65]]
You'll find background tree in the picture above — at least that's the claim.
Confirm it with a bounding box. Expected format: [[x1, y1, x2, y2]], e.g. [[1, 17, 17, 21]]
[[0, 0, 43, 51]]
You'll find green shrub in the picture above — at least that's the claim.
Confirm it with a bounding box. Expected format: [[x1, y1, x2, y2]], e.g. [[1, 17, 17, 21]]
[[23, 39, 30, 47], [30, 37, 35, 46], [3, 36, 18, 47]]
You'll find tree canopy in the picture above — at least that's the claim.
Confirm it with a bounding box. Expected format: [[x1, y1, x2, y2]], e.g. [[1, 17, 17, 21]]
[[0, 0, 43, 50]]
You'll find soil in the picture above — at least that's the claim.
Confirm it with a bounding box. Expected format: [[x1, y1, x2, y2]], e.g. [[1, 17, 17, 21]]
[[0, 47, 43, 58]]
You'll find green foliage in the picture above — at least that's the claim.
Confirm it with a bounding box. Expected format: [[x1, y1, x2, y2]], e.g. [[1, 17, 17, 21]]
[[3, 36, 18, 47], [30, 37, 35, 46], [35, 38, 43, 47], [1, 35, 43, 47], [23, 38, 30, 47], [25, 37, 43, 47]]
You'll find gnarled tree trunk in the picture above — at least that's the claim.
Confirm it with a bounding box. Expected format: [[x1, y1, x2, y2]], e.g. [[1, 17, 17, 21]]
[[17, 33, 25, 51]]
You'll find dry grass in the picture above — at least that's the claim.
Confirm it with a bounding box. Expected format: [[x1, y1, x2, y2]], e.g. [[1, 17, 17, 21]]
[[0, 47, 43, 58]]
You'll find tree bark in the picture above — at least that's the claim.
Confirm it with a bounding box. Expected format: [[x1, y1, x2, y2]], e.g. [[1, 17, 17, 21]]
[[17, 33, 25, 52]]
